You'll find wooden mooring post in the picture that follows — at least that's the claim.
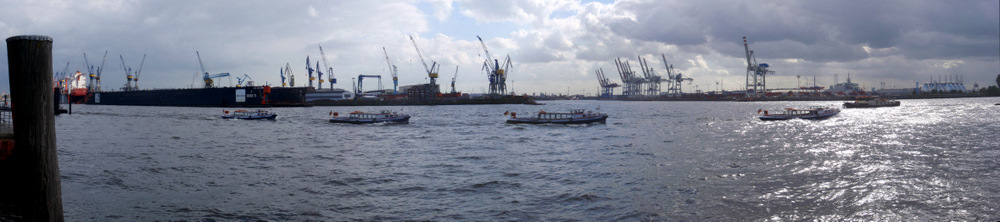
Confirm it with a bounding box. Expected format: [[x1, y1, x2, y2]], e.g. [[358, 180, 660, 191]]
[[5, 35, 64, 221]]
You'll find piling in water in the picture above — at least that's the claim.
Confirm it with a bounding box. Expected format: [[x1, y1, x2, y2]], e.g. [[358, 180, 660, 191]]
[[4, 35, 64, 221]]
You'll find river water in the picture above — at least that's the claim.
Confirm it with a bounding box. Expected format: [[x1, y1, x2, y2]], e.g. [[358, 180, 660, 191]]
[[55, 97, 999, 221]]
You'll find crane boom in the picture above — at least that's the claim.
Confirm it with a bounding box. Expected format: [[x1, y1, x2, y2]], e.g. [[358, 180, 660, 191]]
[[383, 47, 399, 94], [318, 45, 336, 85], [382, 47, 396, 79], [306, 56, 315, 88], [134, 54, 146, 89], [196, 51, 230, 88], [120, 55, 132, 90], [409, 35, 432, 75], [196, 51, 208, 76], [83, 52, 93, 74], [477, 35, 495, 63], [57, 61, 70, 78], [97, 51, 108, 78]]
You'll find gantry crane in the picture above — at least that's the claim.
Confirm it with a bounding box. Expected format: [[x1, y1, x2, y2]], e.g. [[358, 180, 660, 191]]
[[409, 35, 440, 87], [477, 35, 512, 96], [382, 47, 399, 94], [661, 54, 692, 96], [595, 68, 620, 98], [637, 55, 663, 95], [319, 44, 336, 89], [196, 51, 231, 88], [743, 36, 774, 97]]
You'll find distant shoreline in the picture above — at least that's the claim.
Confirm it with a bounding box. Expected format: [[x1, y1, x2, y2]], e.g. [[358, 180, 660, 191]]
[[535, 93, 999, 102]]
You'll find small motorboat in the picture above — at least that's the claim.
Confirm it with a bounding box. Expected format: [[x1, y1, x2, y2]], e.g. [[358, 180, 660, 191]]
[[222, 109, 277, 120], [329, 110, 410, 124], [843, 96, 900, 108], [506, 109, 608, 124], [758, 106, 840, 121]]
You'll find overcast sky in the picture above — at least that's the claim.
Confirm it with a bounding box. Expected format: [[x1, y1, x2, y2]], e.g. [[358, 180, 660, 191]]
[[2, 0, 998, 95]]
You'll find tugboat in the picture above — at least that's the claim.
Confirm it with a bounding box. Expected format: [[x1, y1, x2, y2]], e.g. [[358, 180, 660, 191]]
[[221, 109, 277, 120], [505, 109, 608, 124], [758, 106, 840, 121], [329, 110, 410, 124], [844, 96, 900, 108]]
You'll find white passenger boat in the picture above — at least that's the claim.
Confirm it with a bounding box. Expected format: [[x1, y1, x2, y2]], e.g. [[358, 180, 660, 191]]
[[221, 109, 277, 120], [506, 109, 608, 124], [329, 110, 410, 124], [844, 96, 900, 108], [758, 106, 840, 121]]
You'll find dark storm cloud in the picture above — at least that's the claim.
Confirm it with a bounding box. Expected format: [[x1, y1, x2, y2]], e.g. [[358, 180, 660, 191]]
[[603, 0, 999, 63]]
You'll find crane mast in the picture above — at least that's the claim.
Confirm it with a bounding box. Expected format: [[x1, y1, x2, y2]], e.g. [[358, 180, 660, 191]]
[[306, 56, 315, 88], [196, 51, 231, 88], [56, 61, 70, 92], [383, 47, 399, 94], [96, 51, 107, 91], [318, 45, 336, 89], [477, 35, 511, 96], [409, 35, 439, 83], [133, 54, 146, 90], [120, 55, 133, 90], [285, 63, 295, 87], [451, 65, 458, 94]]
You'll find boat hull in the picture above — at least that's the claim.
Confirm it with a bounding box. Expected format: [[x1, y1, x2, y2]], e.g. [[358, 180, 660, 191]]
[[759, 110, 839, 121], [507, 115, 608, 124], [329, 116, 410, 124], [221, 114, 277, 120]]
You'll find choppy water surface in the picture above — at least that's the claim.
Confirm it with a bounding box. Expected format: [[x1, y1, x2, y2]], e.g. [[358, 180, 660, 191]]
[[55, 98, 999, 220]]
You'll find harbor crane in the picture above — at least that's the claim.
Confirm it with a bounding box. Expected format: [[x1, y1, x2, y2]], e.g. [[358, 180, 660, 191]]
[[55, 61, 70, 83], [743, 36, 774, 97], [319, 44, 336, 89], [614, 57, 643, 96], [409, 35, 440, 87], [451, 65, 459, 94], [315, 61, 323, 89], [282, 63, 295, 87], [196, 51, 231, 88], [477, 35, 513, 96], [661, 54, 691, 96], [236, 74, 253, 87], [119, 54, 146, 91], [306, 56, 315, 88], [55, 61, 71, 92], [595, 68, 620, 98], [83, 51, 108, 92], [280, 67, 287, 86], [637, 55, 663, 95], [383, 47, 399, 94]]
